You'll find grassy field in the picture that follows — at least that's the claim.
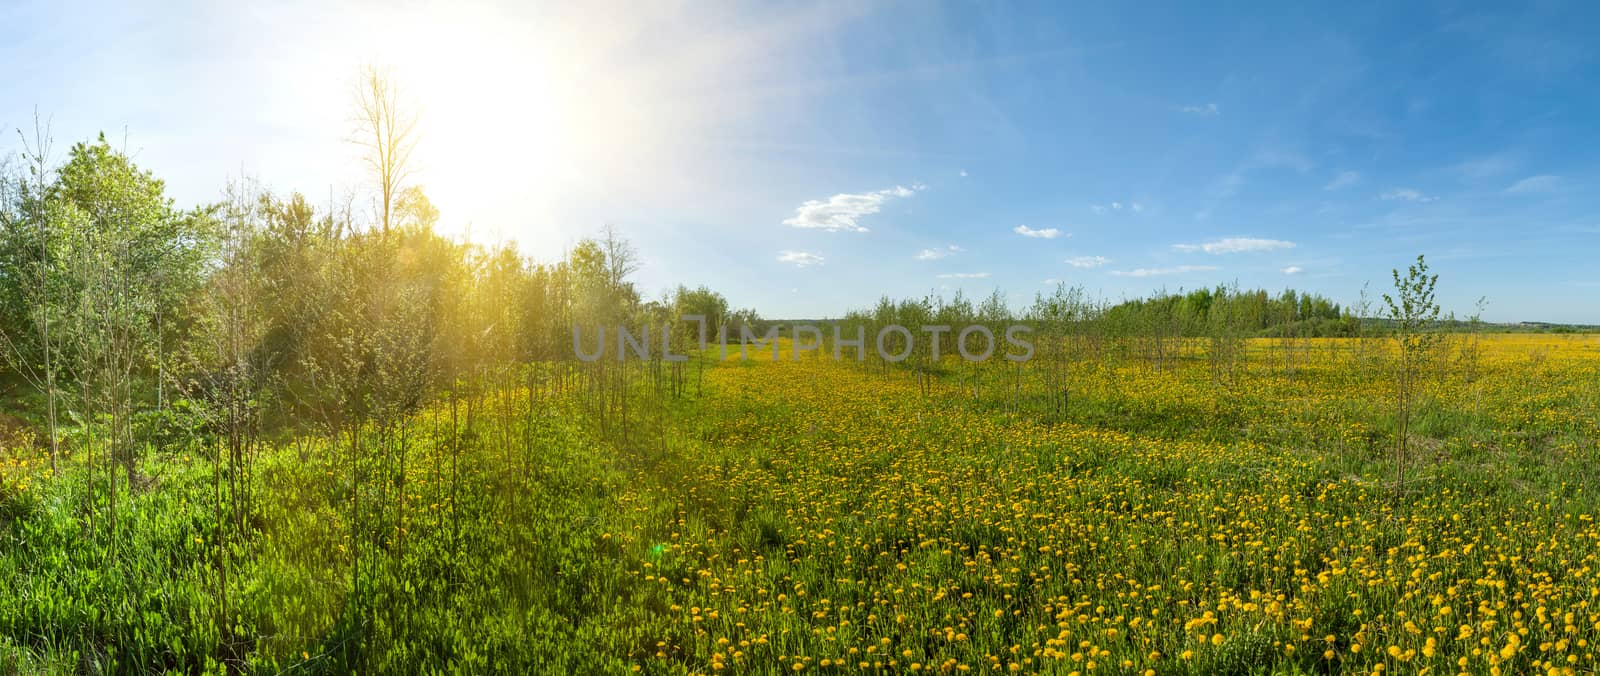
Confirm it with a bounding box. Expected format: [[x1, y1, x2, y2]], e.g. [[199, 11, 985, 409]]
[[3, 333, 1600, 674]]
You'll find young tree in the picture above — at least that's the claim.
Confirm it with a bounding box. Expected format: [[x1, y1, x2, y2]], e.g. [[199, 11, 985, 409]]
[[167, 178, 268, 633], [1459, 296, 1489, 384], [351, 65, 419, 237], [0, 116, 63, 474], [1382, 254, 1443, 488], [1207, 284, 1248, 387], [599, 224, 639, 291], [1353, 281, 1375, 377]]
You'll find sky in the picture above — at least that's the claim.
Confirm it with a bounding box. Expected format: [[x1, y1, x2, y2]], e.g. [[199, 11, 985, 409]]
[[3, 1, 1598, 323]]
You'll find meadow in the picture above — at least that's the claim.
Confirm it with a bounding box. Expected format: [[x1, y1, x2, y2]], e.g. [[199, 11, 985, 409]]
[[3, 331, 1599, 674], [10, 3, 1600, 672]]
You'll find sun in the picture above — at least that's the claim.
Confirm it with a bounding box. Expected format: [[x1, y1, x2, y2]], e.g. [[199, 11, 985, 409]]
[[412, 32, 574, 202], [303, 2, 761, 255], [333, 3, 655, 253], [397, 13, 581, 243]]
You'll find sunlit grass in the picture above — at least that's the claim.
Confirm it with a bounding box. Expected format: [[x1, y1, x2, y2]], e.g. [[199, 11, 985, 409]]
[[2, 335, 1599, 672]]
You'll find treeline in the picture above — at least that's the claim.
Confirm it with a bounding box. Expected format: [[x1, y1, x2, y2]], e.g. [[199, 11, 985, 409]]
[[0, 131, 753, 479], [1100, 286, 1353, 338], [822, 284, 1354, 359]]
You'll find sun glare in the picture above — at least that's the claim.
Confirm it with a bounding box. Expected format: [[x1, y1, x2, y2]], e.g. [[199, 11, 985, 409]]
[[328, 4, 664, 253], [415, 34, 572, 207], [266, 2, 782, 255]]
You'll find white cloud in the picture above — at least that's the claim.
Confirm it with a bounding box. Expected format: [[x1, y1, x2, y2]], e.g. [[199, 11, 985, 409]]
[[1091, 201, 1143, 214], [1380, 188, 1438, 203], [1065, 255, 1110, 269], [1282, 266, 1304, 275], [959, 169, 968, 177], [1174, 237, 1295, 254], [1506, 175, 1562, 194], [783, 184, 921, 232], [915, 244, 963, 260], [1042, 278, 1062, 285], [1324, 170, 1361, 191], [1014, 225, 1062, 239], [938, 272, 991, 279], [1179, 103, 1220, 115], [1110, 265, 1220, 278], [776, 250, 824, 267]]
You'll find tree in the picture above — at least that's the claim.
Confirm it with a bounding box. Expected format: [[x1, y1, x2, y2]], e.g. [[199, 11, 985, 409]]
[[168, 179, 269, 631], [599, 224, 639, 290], [1382, 254, 1443, 489], [351, 65, 418, 237], [0, 115, 64, 474], [1207, 284, 1249, 387], [569, 229, 643, 328], [1353, 281, 1375, 376], [394, 185, 439, 231], [55, 134, 211, 507]]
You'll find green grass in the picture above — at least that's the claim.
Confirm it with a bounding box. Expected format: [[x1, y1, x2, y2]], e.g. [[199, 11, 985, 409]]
[[1, 341, 1599, 673]]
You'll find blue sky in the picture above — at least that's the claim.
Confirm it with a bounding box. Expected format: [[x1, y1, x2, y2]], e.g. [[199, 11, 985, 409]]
[[3, 1, 1598, 322]]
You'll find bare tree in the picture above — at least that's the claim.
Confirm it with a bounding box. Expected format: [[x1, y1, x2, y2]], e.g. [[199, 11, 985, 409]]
[[1353, 281, 1375, 377], [350, 65, 418, 237], [600, 224, 639, 290], [0, 114, 62, 475]]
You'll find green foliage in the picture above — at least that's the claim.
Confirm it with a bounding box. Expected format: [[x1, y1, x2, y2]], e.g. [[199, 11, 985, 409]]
[[1382, 254, 1444, 357], [1381, 254, 1445, 486], [1099, 286, 1350, 338]]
